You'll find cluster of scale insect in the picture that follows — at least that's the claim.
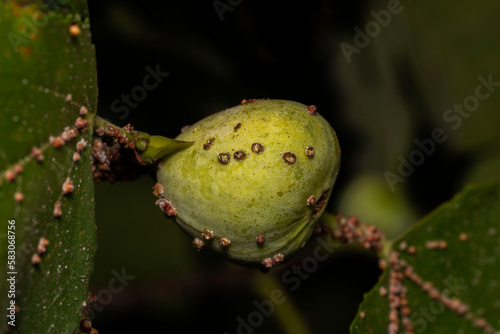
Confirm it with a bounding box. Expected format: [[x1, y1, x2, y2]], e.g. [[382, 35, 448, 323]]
[[360, 231, 498, 334]]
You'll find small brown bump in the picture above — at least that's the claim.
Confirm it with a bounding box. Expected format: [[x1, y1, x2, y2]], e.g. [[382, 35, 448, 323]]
[[282, 152, 296, 164], [5, 170, 16, 182], [113, 129, 121, 137], [161, 201, 177, 216], [31, 146, 44, 162], [234, 123, 242, 131], [88, 292, 98, 304], [53, 137, 64, 148], [239, 98, 261, 105], [459, 232, 468, 242], [256, 234, 265, 244], [61, 127, 74, 141], [53, 200, 62, 218], [31, 253, 41, 265], [80, 318, 92, 332], [251, 143, 264, 154], [76, 139, 87, 152], [218, 153, 230, 164], [62, 177, 74, 195], [37, 237, 49, 254], [475, 317, 487, 329], [307, 195, 316, 206], [379, 259, 387, 270], [202, 228, 215, 240], [305, 146, 315, 158], [379, 286, 388, 297], [105, 125, 115, 136], [90, 328, 99, 334], [95, 127, 105, 136], [262, 257, 273, 268], [306, 105, 318, 115], [14, 192, 24, 203], [407, 246, 416, 255], [193, 238, 204, 251], [79, 106, 88, 115], [219, 238, 231, 247], [272, 253, 284, 266], [128, 141, 136, 149], [64, 93, 73, 102], [69, 23, 81, 37], [119, 134, 128, 145], [75, 117, 89, 131], [399, 241, 407, 251], [203, 138, 215, 150], [13, 164, 23, 174], [234, 150, 247, 161], [73, 152, 81, 162], [123, 124, 134, 132], [180, 125, 191, 133], [69, 128, 78, 139], [359, 311, 366, 319], [152, 183, 164, 198]]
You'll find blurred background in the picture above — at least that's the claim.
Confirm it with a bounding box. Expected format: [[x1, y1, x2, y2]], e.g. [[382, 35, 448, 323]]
[[86, 0, 500, 332]]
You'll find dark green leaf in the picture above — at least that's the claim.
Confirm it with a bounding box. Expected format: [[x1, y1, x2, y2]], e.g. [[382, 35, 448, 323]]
[[351, 181, 500, 333], [0, 1, 97, 332]]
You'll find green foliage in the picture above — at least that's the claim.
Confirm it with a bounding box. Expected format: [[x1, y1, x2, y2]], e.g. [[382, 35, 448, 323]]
[[0, 1, 97, 332], [351, 181, 500, 333]]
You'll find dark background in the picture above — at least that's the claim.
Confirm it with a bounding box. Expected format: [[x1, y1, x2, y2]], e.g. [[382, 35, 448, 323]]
[[85, 0, 500, 333]]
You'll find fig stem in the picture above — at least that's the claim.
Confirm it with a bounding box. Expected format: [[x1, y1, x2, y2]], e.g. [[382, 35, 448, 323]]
[[93, 116, 193, 165]]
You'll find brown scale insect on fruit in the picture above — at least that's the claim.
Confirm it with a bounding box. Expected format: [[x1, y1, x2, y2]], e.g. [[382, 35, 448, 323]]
[[219, 237, 231, 247], [202, 228, 215, 240], [282, 152, 296, 164], [218, 153, 230, 164], [203, 138, 215, 150], [305, 146, 315, 158], [251, 143, 264, 154], [233, 150, 246, 161], [193, 238, 204, 251]]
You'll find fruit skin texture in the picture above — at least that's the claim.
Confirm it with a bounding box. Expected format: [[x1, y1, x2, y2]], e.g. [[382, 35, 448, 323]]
[[158, 100, 340, 267]]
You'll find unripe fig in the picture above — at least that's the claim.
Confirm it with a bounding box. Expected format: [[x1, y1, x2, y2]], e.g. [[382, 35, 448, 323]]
[[157, 100, 340, 267]]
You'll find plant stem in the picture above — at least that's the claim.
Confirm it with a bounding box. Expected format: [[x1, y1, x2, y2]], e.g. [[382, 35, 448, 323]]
[[252, 273, 312, 334], [93, 116, 193, 165]]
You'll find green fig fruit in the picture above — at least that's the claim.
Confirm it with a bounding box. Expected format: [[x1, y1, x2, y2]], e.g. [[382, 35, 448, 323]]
[[156, 99, 340, 268]]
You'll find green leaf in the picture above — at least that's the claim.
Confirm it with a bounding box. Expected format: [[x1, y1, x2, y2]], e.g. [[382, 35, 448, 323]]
[[351, 181, 500, 333], [0, 1, 97, 333]]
